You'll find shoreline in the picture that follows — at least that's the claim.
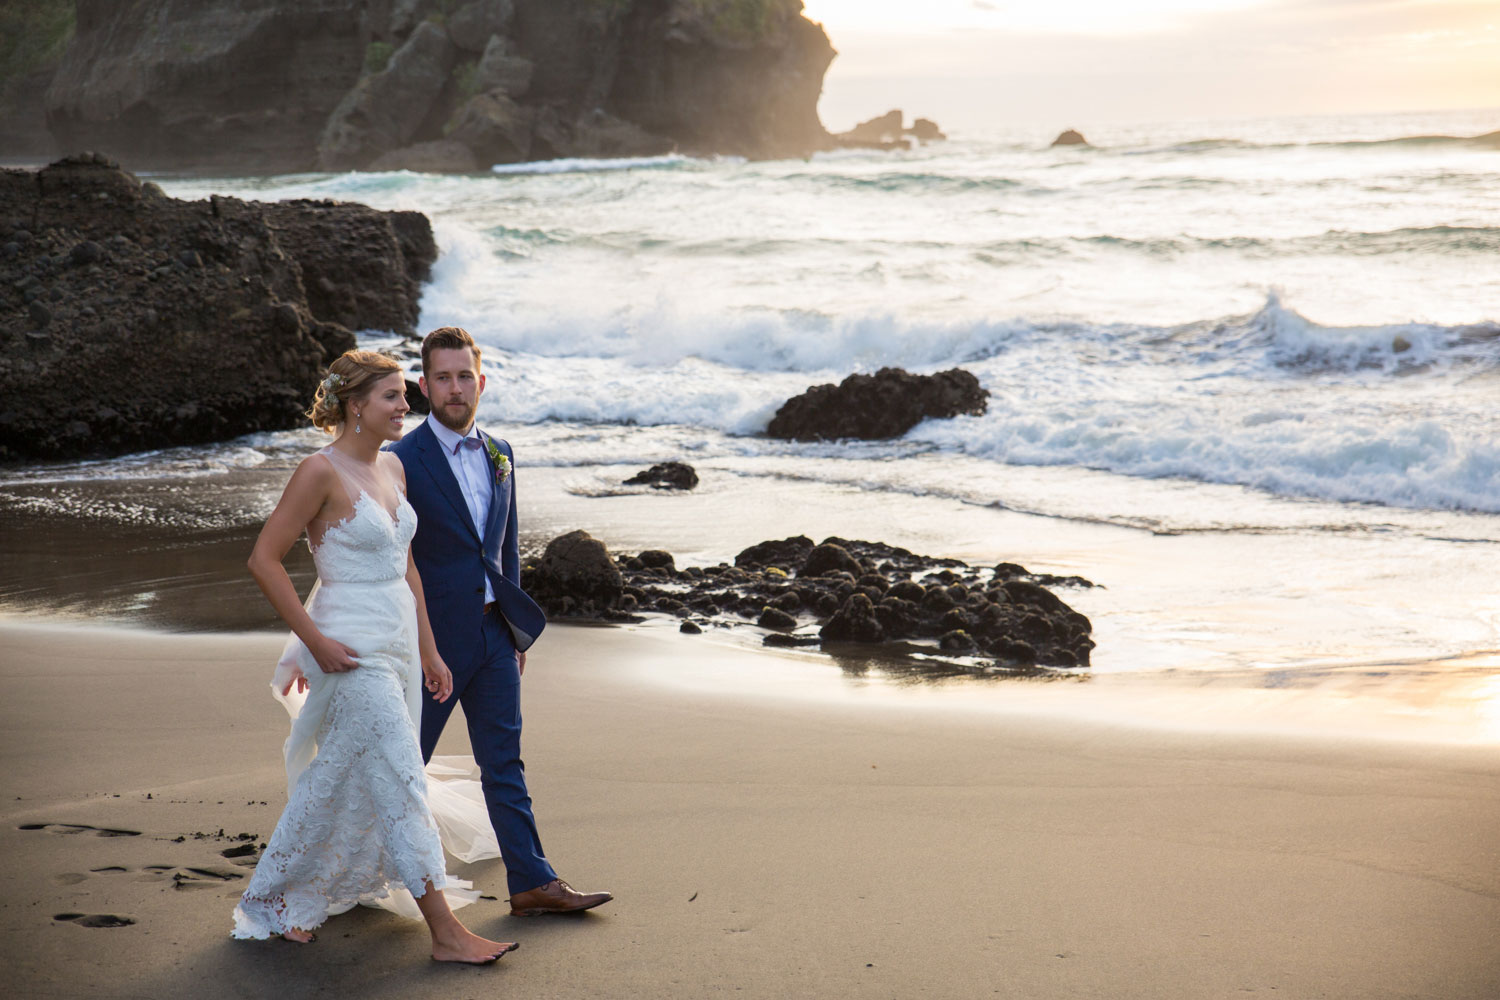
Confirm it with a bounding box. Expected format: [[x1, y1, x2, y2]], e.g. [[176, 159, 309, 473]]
[[3, 449, 1499, 743], [3, 619, 1497, 999]]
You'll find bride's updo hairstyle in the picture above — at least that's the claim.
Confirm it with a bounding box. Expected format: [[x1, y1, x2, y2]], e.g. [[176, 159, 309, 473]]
[[307, 350, 404, 432]]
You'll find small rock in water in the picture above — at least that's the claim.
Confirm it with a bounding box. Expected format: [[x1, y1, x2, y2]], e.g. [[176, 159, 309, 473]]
[[757, 607, 797, 630], [623, 462, 698, 490], [763, 633, 819, 648], [637, 549, 676, 572], [1392, 335, 1411, 353], [800, 542, 864, 579], [767, 367, 988, 442]]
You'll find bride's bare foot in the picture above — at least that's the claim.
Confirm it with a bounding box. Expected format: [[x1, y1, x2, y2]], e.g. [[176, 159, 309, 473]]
[[415, 881, 517, 964], [430, 922, 519, 964], [281, 927, 316, 943]]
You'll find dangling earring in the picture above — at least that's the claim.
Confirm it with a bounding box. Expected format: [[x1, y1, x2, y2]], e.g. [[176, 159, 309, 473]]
[[354, 411, 362, 435]]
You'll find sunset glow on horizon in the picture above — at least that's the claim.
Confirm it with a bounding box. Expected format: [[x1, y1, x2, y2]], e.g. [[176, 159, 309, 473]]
[[801, 0, 1500, 132]]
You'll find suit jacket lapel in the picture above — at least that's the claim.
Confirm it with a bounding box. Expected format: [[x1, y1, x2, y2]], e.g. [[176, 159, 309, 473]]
[[415, 422, 482, 542], [479, 429, 505, 545]]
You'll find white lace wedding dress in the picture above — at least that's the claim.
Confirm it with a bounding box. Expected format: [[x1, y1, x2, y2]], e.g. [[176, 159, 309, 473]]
[[232, 447, 498, 939]]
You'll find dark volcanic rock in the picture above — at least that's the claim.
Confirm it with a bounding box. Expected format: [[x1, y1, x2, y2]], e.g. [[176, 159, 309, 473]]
[[262, 200, 434, 337], [832, 109, 946, 150], [766, 367, 989, 441], [368, 140, 481, 174], [521, 529, 624, 617], [475, 34, 534, 97], [0, 155, 436, 461], [445, 91, 536, 167], [530, 530, 1096, 672], [637, 549, 676, 572], [834, 109, 905, 149], [39, 0, 840, 173], [317, 21, 457, 171], [909, 117, 945, 141], [623, 461, 699, 490], [757, 606, 797, 631], [799, 542, 863, 578], [45, 1, 372, 175], [735, 535, 814, 572], [821, 593, 885, 643]]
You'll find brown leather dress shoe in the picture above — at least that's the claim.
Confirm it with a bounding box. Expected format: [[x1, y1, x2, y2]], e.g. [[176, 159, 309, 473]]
[[509, 878, 613, 916]]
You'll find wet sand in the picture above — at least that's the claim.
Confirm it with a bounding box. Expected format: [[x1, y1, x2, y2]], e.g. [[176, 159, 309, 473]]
[[3, 619, 1498, 999]]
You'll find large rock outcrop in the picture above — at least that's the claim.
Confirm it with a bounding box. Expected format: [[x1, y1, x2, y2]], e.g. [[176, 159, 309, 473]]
[[0, 155, 437, 461], [766, 367, 990, 442], [31, 0, 841, 173], [44, 0, 374, 174]]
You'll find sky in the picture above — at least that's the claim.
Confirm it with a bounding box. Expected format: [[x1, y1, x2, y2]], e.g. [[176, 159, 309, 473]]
[[801, 0, 1500, 133]]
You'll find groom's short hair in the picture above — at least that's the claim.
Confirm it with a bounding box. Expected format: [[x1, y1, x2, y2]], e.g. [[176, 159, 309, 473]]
[[420, 326, 482, 372]]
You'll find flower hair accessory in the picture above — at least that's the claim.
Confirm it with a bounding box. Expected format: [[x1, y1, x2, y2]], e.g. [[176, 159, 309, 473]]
[[484, 437, 512, 484], [321, 372, 346, 394]]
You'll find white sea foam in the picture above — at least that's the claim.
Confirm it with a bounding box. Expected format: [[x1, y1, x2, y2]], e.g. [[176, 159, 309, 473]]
[[144, 112, 1500, 518], [909, 402, 1500, 514], [490, 154, 692, 175]]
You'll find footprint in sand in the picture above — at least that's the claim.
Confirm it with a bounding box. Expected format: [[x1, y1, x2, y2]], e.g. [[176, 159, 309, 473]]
[[140, 865, 246, 889], [52, 865, 136, 886], [20, 823, 141, 838], [53, 913, 135, 928], [53, 864, 247, 888]]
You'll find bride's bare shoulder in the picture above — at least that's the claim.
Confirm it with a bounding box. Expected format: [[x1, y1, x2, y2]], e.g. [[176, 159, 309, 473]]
[[282, 449, 338, 497], [378, 450, 408, 488]]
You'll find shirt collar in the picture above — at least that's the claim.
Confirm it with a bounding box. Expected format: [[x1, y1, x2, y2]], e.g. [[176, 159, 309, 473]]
[[425, 412, 480, 454]]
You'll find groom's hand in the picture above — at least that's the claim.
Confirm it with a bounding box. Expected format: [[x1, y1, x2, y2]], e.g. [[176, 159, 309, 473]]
[[518, 650, 526, 676], [423, 654, 454, 703]]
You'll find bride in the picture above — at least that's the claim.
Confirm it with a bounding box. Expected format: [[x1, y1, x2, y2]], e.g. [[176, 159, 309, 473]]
[[232, 349, 517, 964]]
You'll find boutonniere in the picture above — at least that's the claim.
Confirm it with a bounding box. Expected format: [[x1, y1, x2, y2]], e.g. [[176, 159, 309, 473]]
[[483, 437, 512, 483]]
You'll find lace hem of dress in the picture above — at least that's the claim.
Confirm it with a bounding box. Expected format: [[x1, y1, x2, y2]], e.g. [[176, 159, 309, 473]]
[[230, 869, 453, 940]]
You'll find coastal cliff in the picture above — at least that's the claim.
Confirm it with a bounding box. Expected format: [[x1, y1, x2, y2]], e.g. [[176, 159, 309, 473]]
[[22, 0, 836, 173]]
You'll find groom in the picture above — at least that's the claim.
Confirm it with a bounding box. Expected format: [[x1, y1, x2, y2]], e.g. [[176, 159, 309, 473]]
[[391, 326, 612, 916]]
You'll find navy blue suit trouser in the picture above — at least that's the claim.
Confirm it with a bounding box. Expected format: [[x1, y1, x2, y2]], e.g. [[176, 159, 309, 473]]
[[419, 611, 557, 896]]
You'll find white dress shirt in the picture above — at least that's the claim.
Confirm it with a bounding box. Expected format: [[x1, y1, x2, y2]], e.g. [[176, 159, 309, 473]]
[[425, 412, 495, 604]]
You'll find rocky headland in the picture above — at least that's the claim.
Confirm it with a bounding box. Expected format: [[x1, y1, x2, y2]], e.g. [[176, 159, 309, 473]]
[[0, 154, 435, 461], [6, 0, 864, 174], [524, 529, 1096, 672]]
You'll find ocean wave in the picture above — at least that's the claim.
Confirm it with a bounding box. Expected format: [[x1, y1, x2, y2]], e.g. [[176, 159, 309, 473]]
[[480, 347, 1499, 514], [778, 170, 1033, 196], [974, 227, 1500, 262], [910, 404, 1500, 514], [1127, 130, 1500, 155], [460, 216, 1500, 266], [1316, 130, 1500, 151], [490, 154, 693, 176], [423, 222, 1500, 378], [1176, 293, 1500, 375]]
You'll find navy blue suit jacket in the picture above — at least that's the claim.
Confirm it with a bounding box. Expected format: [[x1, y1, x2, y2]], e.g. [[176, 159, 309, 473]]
[[389, 421, 546, 662]]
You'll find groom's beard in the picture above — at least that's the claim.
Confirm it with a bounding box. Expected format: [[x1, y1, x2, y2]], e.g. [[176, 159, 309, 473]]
[[432, 397, 477, 433]]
